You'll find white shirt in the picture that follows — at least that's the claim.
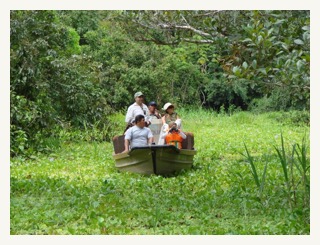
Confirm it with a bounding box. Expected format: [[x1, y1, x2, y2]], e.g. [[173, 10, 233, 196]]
[[125, 102, 150, 123]]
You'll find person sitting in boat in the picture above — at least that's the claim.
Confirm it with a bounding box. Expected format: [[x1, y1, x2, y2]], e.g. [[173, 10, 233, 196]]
[[161, 102, 181, 129], [125, 91, 151, 129], [158, 102, 182, 145], [162, 122, 186, 149], [148, 101, 161, 119], [123, 114, 154, 153]]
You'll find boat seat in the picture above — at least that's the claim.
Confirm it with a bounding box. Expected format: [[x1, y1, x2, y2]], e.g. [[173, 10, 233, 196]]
[[113, 135, 125, 154], [112, 132, 195, 154], [181, 132, 195, 150]]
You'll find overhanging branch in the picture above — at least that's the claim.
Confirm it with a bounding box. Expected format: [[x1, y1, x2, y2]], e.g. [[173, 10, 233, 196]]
[[194, 11, 224, 17], [180, 38, 214, 44], [158, 23, 223, 39]]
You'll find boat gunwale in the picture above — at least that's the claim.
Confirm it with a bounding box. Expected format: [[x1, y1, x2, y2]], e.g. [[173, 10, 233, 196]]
[[112, 145, 197, 159]]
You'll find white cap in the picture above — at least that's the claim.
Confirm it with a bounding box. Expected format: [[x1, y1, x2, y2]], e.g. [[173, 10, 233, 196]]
[[163, 102, 174, 111]]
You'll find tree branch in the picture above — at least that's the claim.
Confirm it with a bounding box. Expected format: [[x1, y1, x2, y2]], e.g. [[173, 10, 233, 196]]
[[180, 38, 214, 44], [158, 23, 223, 39], [193, 11, 224, 17], [134, 35, 214, 45]]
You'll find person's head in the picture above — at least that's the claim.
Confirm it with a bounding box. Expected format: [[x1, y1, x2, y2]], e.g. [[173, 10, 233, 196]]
[[163, 102, 175, 113], [134, 91, 144, 105], [148, 101, 157, 113], [134, 114, 145, 128], [168, 122, 178, 133]]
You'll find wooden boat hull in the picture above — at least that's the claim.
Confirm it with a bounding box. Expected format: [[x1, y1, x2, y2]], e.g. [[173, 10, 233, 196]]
[[112, 145, 197, 175]]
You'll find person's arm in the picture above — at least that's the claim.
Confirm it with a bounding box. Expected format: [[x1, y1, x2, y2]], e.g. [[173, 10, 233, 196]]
[[148, 137, 154, 145], [161, 115, 166, 124], [123, 139, 130, 153], [178, 129, 187, 139], [123, 128, 132, 153], [155, 109, 161, 118], [175, 118, 182, 129], [147, 128, 154, 145]]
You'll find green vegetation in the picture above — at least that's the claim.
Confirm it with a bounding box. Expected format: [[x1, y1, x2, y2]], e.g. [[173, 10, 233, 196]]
[[10, 10, 309, 157], [10, 110, 309, 234], [10, 10, 310, 235]]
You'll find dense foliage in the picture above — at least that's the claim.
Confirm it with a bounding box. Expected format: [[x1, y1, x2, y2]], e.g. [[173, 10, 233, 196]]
[[10, 111, 309, 234], [10, 10, 310, 235], [10, 10, 309, 156], [119, 10, 310, 110]]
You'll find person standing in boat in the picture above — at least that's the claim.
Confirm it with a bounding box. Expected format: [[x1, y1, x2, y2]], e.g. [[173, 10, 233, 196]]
[[162, 122, 186, 149], [148, 101, 161, 119], [123, 114, 154, 153], [125, 91, 151, 128]]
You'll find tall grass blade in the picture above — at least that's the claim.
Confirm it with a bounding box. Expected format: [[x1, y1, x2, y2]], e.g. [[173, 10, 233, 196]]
[[293, 134, 310, 207], [295, 145, 309, 176], [274, 132, 288, 183], [273, 132, 292, 209], [259, 161, 268, 194], [294, 134, 309, 175], [243, 143, 260, 189], [290, 143, 297, 205]]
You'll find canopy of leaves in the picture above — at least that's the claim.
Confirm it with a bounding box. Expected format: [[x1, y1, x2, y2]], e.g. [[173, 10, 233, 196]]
[[10, 10, 309, 156]]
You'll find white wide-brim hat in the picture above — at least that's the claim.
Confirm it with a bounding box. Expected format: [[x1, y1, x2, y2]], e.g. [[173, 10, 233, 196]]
[[163, 102, 174, 111]]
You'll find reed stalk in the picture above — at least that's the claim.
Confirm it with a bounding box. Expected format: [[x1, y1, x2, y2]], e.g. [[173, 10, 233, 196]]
[[273, 132, 292, 209], [242, 142, 260, 189], [294, 134, 310, 208]]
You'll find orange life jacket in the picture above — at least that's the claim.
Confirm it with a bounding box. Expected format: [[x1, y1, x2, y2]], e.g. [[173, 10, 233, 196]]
[[165, 132, 183, 149]]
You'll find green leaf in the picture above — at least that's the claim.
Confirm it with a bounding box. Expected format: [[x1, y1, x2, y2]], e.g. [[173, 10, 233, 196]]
[[297, 60, 304, 71], [252, 60, 257, 69], [276, 51, 284, 56], [92, 201, 100, 208], [294, 39, 304, 45], [258, 68, 267, 75], [281, 43, 289, 51], [98, 217, 105, 223], [242, 38, 253, 43], [274, 19, 286, 25], [302, 26, 310, 31], [267, 28, 274, 36], [232, 66, 241, 76], [302, 54, 310, 62], [303, 32, 310, 42]]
